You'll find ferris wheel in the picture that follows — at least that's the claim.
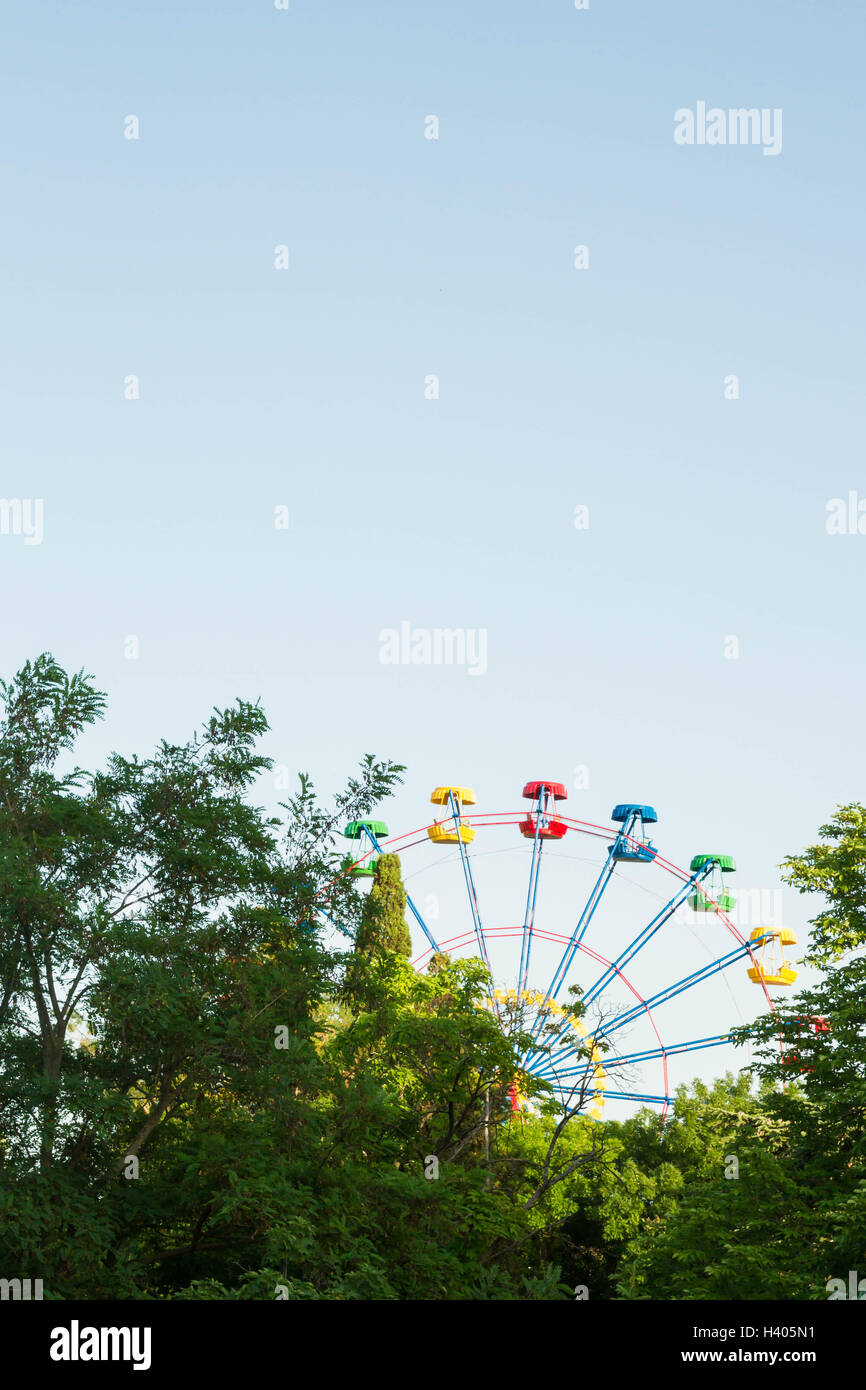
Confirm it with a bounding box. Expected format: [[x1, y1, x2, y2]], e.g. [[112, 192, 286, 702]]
[[336, 780, 796, 1120]]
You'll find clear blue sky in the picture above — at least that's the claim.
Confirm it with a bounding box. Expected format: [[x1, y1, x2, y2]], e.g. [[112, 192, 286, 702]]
[[2, 1, 864, 1097]]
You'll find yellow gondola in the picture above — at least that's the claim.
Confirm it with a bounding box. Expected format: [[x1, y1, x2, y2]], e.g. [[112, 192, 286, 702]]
[[747, 927, 798, 986], [427, 785, 477, 843]]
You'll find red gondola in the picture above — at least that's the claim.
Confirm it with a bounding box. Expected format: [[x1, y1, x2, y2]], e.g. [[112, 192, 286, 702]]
[[519, 780, 568, 840]]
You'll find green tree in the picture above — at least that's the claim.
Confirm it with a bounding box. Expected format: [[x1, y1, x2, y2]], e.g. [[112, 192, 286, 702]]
[[0, 653, 575, 1300], [0, 653, 403, 1297], [780, 803, 866, 967], [355, 853, 412, 958], [614, 807, 866, 1301], [343, 852, 412, 1009]]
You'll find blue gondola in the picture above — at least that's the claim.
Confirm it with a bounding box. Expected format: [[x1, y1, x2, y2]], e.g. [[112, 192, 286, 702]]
[[610, 803, 659, 862]]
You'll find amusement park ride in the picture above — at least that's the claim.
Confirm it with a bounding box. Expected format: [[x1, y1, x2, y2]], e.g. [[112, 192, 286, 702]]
[[339, 781, 804, 1122]]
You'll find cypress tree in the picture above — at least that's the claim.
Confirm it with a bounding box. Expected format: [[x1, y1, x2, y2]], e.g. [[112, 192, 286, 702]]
[[355, 853, 412, 958]]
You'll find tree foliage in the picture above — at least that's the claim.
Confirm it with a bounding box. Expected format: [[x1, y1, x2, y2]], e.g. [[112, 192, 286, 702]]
[[1, 659, 863, 1301]]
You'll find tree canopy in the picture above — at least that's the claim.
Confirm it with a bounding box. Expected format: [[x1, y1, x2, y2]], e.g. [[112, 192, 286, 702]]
[[1, 656, 863, 1301]]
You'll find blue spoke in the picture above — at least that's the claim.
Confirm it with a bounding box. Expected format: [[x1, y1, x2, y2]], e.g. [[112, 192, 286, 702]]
[[521, 812, 656, 1065], [596, 940, 757, 1039], [315, 907, 353, 940], [448, 792, 491, 973], [518, 791, 546, 994], [523, 863, 713, 1069], [521, 836, 621, 1059], [542, 850, 617, 1002], [582, 866, 713, 1007], [537, 1080, 674, 1107], [602, 1031, 735, 1066], [577, 1089, 673, 1106], [537, 939, 756, 1073], [533, 1031, 735, 1081]]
